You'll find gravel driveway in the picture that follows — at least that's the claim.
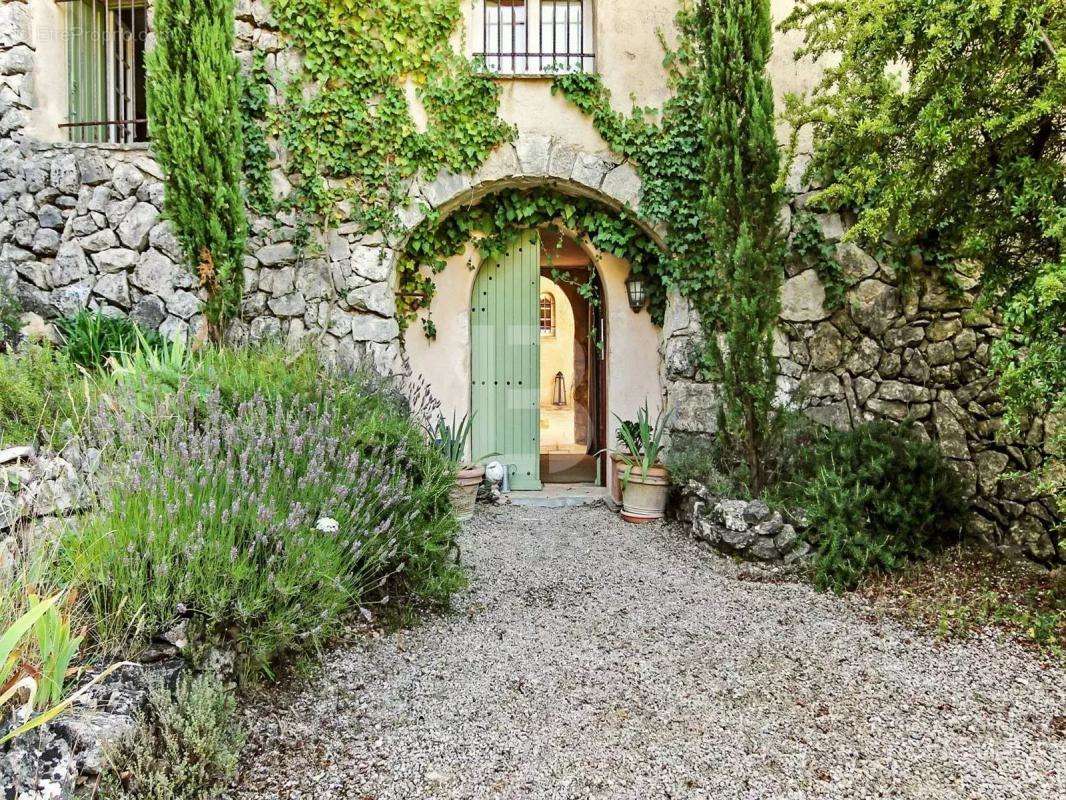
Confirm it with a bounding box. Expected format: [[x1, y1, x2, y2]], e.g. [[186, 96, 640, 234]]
[[233, 504, 1065, 799]]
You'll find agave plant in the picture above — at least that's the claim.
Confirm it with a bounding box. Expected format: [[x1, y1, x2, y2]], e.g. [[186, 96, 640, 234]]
[[613, 402, 674, 486], [429, 412, 476, 467]]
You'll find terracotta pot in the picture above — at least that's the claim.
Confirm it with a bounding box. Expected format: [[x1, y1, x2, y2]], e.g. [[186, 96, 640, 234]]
[[450, 464, 486, 522], [618, 462, 670, 523]]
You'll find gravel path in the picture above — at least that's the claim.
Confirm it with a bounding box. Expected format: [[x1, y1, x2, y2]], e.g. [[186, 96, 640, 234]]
[[233, 504, 1065, 799]]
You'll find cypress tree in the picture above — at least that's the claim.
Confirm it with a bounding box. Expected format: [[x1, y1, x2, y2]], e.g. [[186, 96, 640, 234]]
[[146, 0, 247, 338], [696, 0, 785, 492]]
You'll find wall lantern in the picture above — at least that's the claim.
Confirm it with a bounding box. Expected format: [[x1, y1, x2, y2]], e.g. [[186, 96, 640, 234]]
[[625, 272, 647, 312], [553, 372, 567, 406]]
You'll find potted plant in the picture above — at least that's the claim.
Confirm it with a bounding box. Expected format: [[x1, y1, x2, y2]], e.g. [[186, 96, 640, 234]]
[[613, 403, 673, 523], [609, 419, 641, 507], [429, 412, 485, 522]]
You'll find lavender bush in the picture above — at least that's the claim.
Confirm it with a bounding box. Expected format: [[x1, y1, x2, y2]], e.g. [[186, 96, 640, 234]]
[[63, 366, 460, 675]]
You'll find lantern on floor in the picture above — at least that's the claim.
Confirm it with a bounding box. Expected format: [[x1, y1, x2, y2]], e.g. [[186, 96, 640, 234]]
[[625, 271, 647, 312]]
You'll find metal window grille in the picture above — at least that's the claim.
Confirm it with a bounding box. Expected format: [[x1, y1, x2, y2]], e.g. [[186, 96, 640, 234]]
[[479, 1, 594, 76], [540, 293, 556, 335], [59, 0, 148, 144]]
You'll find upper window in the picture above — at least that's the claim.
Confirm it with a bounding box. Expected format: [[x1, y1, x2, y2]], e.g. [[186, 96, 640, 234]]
[[479, 1, 595, 76], [63, 0, 149, 144], [540, 293, 556, 336]]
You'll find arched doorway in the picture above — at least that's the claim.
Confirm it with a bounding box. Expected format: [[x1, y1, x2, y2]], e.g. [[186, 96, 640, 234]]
[[469, 228, 608, 489]]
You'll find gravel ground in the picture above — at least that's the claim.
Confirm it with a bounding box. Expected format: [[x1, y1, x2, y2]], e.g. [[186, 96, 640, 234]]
[[232, 504, 1065, 800]]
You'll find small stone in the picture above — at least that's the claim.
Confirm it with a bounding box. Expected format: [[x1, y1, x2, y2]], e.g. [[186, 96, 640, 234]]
[[713, 499, 749, 532], [130, 295, 167, 330], [774, 524, 799, 552], [742, 500, 772, 524], [256, 242, 296, 266], [267, 292, 306, 318], [110, 162, 144, 198], [780, 269, 827, 322], [92, 248, 140, 273], [116, 202, 160, 249], [93, 273, 131, 308]]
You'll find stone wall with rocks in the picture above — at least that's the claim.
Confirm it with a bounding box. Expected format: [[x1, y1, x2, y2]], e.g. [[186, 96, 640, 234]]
[[0, 442, 97, 580], [662, 191, 1061, 564], [0, 0, 405, 375]]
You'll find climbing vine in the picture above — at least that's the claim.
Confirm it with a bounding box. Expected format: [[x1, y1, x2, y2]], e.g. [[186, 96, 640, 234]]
[[398, 189, 665, 335], [239, 50, 275, 216], [267, 0, 514, 236], [789, 210, 846, 310]]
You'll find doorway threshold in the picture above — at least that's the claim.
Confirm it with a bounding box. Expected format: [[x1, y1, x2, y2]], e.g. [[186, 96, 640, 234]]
[[507, 484, 608, 509]]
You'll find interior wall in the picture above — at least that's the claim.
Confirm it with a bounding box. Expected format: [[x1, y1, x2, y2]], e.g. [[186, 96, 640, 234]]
[[538, 275, 576, 449], [404, 233, 662, 464]]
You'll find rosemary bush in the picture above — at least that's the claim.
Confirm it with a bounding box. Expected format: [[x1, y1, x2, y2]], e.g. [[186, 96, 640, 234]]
[[98, 675, 242, 800]]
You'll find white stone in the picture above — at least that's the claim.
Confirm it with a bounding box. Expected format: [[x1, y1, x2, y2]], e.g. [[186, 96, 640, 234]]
[[78, 228, 118, 253], [350, 314, 399, 343], [474, 143, 520, 184], [50, 154, 80, 195], [350, 244, 394, 283], [92, 248, 139, 273], [346, 282, 395, 317], [116, 202, 159, 249], [256, 241, 296, 266], [514, 134, 552, 176], [600, 162, 642, 210], [779, 269, 827, 322], [422, 170, 472, 209], [93, 273, 130, 308], [166, 290, 200, 320], [132, 249, 180, 297], [267, 292, 306, 317], [110, 162, 144, 198], [570, 152, 610, 189]]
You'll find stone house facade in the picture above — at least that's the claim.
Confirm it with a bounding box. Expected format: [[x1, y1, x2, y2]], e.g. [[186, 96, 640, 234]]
[[0, 0, 1058, 559]]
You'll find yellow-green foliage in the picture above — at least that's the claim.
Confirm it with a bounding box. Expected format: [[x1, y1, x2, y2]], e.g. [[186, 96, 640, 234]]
[[0, 344, 92, 447]]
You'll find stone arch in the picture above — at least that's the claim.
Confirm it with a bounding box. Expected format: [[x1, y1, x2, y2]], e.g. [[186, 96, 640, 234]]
[[395, 133, 666, 249], [327, 134, 663, 377]]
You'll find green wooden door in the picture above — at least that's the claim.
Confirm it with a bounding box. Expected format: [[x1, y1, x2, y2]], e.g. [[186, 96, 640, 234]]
[[471, 229, 542, 490]]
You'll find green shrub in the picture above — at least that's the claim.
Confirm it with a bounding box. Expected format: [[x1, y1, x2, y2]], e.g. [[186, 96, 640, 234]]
[[665, 435, 733, 494], [779, 421, 968, 592], [56, 311, 163, 371], [64, 363, 462, 676], [0, 344, 92, 447], [192, 344, 328, 410], [98, 674, 242, 800]]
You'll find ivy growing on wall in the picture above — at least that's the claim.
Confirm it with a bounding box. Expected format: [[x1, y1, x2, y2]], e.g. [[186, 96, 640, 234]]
[[550, 10, 716, 316], [267, 0, 514, 235], [239, 50, 275, 217], [398, 189, 664, 336]]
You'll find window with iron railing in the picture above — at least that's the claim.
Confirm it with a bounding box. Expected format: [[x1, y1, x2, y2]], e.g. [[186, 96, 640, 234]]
[[478, 1, 595, 76], [59, 0, 148, 144], [540, 293, 556, 336]]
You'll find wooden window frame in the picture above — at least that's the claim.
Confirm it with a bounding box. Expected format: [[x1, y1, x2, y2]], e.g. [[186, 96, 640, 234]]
[[540, 292, 556, 337]]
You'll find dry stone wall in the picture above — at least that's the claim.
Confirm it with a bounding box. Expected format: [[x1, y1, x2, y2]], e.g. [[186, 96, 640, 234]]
[[0, 0, 405, 375], [662, 192, 1062, 563]]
